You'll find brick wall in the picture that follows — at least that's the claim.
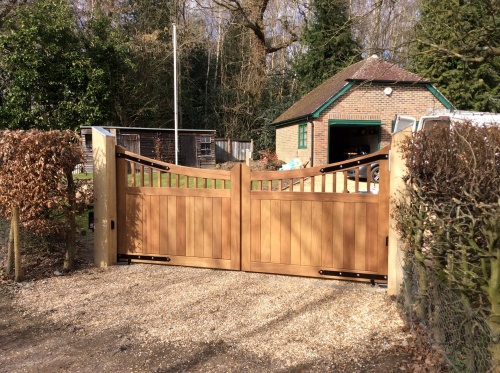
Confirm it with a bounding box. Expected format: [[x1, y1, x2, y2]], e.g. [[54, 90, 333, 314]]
[[275, 122, 312, 166], [276, 83, 446, 167]]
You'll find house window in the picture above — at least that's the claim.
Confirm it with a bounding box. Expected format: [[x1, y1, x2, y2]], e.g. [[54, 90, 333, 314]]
[[298, 123, 307, 149], [200, 136, 211, 156]]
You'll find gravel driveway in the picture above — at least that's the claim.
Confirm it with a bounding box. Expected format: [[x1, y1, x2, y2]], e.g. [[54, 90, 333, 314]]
[[1, 264, 420, 372]]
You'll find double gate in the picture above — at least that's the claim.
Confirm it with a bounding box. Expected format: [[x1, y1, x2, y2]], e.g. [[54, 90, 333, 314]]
[[116, 146, 390, 283]]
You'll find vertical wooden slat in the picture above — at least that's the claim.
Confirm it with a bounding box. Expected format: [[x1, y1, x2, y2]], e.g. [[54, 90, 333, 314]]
[[142, 195, 151, 253], [278, 179, 282, 191], [290, 201, 301, 264], [354, 203, 367, 270], [186, 196, 195, 256], [289, 178, 293, 192], [250, 199, 261, 263], [354, 169, 359, 193], [260, 200, 271, 262], [140, 165, 145, 186], [332, 172, 337, 193], [300, 201, 312, 266], [150, 195, 160, 255], [343, 171, 348, 193], [311, 201, 322, 266], [176, 196, 186, 256], [203, 197, 213, 258], [159, 196, 168, 255], [321, 174, 326, 193], [149, 168, 153, 187], [321, 202, 333, 267], [365, 203, 379, 271], [194, 196, 204, 257], [332, 202, 344, 268], [221, 197, 231, 259], [310, 176, 315, 192], [280, 201, 291, 265], [230, 164, 241, 269], [175, 174, 179, 188], [343, 202, 355, 269], [167, 195, 177, 255], [212, 198, 222, 259], [241, 164, 251, 270], [300, 178, 304, 192], [270, 200, 281, 263], [126, 195, 143, 253]]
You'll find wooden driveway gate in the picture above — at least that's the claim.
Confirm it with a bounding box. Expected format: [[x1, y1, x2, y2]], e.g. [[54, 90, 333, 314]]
[[116, 146, 390, 283]]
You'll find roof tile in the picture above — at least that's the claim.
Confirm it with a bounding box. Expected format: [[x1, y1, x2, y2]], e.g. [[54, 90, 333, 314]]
[[273, 56, 428, 125]]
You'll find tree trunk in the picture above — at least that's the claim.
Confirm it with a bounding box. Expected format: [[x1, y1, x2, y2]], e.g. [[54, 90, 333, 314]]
[[487, 251, 500, 369], [63, 171, 77, 270], [13, 206, 20, 282], [5, 218, 14, 279]]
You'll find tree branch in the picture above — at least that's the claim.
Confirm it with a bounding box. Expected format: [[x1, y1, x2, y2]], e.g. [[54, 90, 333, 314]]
[[416, 38, 500, 63]]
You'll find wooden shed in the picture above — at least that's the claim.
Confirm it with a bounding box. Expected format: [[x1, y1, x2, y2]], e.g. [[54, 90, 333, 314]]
[[80, 126, 216, 173]]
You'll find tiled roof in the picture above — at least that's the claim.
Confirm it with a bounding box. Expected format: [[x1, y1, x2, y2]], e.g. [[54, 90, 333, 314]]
[[273, 55, 428, 125]]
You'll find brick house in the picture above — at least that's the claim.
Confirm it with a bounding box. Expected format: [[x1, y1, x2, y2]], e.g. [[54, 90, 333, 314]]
[[273, 55, 454, 166]]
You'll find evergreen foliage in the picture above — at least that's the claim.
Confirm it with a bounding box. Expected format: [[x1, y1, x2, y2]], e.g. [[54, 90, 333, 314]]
[[411, 0, 500, 112], [292, 0, 361, 94], [0, 0, 111, 130]]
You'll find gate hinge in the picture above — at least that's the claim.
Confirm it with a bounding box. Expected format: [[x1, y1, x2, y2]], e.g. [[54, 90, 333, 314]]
[[117, 254, 171, 264]]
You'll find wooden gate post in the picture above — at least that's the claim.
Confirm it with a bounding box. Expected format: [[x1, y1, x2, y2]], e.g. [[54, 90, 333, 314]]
[[387, 127, 412, 295], [93, 127, 118, 267]]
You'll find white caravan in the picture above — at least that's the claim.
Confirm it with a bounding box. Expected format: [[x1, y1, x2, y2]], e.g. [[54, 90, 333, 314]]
[[393, 110, 500, 134]]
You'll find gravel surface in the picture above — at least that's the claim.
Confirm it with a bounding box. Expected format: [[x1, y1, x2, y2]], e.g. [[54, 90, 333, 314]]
[[1, 264, 421, 372]]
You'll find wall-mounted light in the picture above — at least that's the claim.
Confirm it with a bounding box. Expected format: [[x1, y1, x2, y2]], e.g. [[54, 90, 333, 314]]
[[384, 87, 393, 96]]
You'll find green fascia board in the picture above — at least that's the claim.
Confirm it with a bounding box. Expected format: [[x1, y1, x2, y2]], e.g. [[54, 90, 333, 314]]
[[425, 83, 455, 110], [311, 81, 355, 118], [328, 119, 382, 126], [274, 115, 310, 128]]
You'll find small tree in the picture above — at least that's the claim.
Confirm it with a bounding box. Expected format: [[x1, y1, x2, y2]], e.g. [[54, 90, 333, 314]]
[[0, 130, 84, 274]]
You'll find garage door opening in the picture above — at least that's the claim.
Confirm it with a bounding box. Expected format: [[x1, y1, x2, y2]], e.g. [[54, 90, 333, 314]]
[[328, 124, 380, 163]]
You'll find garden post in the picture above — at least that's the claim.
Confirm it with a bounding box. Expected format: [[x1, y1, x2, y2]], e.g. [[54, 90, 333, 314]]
[[387, 127, 411, 295], [92, 127, 118, 267]]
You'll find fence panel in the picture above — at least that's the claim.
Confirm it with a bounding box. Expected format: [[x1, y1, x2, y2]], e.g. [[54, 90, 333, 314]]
[[215, 139, 252, 162]]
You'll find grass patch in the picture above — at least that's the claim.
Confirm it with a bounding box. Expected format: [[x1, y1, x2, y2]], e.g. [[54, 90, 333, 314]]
[[73, 173, 93, 181]]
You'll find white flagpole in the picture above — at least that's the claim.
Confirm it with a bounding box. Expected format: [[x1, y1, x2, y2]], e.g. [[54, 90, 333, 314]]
[[173, 23, 179, 165]]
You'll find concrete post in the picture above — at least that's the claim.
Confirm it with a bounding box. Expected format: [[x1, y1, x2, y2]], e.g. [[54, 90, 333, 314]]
[[387, 127, 412, 295], [92, 127, 117, 267]]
